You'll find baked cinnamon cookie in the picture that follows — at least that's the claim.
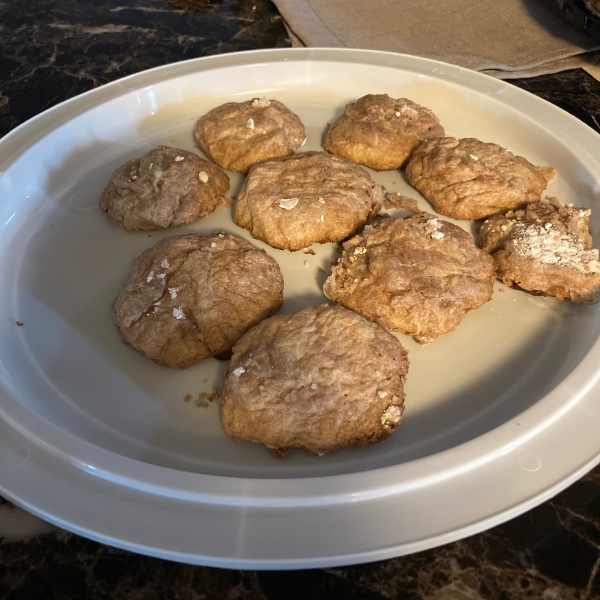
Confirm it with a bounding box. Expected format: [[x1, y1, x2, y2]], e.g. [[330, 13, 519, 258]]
[[219, 304, 409, 457], [324, 214, 496, 344], [480, 200, 600, 303], [99, 146, 229, 230], [323, 94, 444, 170], [233, 151, 383, 251], [405, 137, 555, 220], [113, 233, 284, 368], [194, 98, 306, 173]]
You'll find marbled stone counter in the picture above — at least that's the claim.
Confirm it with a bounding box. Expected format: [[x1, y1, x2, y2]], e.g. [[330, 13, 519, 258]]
[[1, 1, 600, 598]]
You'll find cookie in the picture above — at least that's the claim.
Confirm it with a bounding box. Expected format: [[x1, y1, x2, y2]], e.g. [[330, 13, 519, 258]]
[[323, 214, 496, 344], [405, 137, 555, 220], [194, 97, 306, 173], [480, 200, 600, 303], [233, 151, 383, 251], [99, 146, 229, 230], [323, 94, 445, 171], [112, 233, 284, 368], [219, 304, 409, 457]]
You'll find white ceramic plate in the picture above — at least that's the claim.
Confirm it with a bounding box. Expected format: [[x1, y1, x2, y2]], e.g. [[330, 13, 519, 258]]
[[1, 48, 600, 569]]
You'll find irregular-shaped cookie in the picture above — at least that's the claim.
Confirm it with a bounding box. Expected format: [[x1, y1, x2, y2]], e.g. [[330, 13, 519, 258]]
[[323, 94, 444, 170], [480, 200, 600, 303], [113, 233, 284, 368], [99, 146, 229, 230], [219, 304, 409, 457], [405, 137, 555, 220], [194, 97, 306, 173], [324, 214, 496, 344], [233, 151, 383, 251]]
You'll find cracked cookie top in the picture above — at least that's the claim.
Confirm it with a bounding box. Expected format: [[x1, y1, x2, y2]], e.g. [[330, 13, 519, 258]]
[[323, 94, 445, 171], [480, 200, 600, 303], [99, 146, 229, 230], [112, 233, 284, 368], [405, 137, 555, 220], [233, 151, 383, 251], [219, 304, 409, 457], [324, 214, 496, 344], [194, 98, 306, 173]]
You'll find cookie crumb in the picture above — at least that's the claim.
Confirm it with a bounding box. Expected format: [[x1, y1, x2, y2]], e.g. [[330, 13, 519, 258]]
[[172, 307, 186, 320], [304, 260, 310, 267], [168, 286, 183, 299], [184, 393, 192, 402], [278, 197, 299, 210], [317, 267, 325, 274], [15, 321, 24, 327], [252, 97, 271, 109], [384, 193, 420, 212], [304, 249, 316, 255], [424, 218, 444, 239], [381, 404, 401, 428]]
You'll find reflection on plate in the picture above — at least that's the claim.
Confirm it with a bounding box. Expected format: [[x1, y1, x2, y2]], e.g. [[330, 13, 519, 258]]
[[1, 49, 600, 568]]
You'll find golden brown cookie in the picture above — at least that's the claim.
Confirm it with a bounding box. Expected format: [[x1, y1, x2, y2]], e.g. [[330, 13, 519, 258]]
[[99, 146, 229, 230], [323, 214, 496, 344], [405, 137, 555, 220], [219, 304, 409, 457], [194, 98, 306, 173], [480, 200, 600, 303], [323, 94, 444, 171], [233, 151, 383, 251], [112, 233, 284, 368]]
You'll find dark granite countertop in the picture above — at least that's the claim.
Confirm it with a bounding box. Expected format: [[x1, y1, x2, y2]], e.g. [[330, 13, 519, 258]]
[[1, 1, 600, 598]]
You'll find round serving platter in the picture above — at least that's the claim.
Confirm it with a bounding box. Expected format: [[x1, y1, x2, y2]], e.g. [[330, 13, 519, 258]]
[[1, 48, 600, 568]]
